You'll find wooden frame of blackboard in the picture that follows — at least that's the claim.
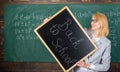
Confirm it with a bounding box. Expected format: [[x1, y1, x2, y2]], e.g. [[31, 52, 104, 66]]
[[34, 6, 98, 72]]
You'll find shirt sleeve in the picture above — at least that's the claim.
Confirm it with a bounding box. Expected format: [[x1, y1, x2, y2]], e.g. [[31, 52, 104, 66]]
[[89, 42, 111, 71], [89, 64, 95, 70]]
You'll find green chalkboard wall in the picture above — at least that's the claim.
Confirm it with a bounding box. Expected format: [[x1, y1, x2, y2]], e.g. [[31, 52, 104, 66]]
[[4, 4, 120, 62]]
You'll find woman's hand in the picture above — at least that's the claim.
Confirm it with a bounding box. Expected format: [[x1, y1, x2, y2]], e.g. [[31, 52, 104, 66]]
[[76, 60, 90, 69], [43, 17, 51, 23]]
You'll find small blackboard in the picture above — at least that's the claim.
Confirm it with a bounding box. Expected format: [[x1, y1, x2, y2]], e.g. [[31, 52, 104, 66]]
[[34, 6, 98, 72]]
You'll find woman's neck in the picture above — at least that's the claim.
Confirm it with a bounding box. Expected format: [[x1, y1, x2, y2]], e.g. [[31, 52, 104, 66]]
[[92, 30, 100, 38]]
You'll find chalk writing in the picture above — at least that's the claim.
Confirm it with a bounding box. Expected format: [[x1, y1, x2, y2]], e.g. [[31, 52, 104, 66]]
[[58, 18, 72, 31], [13, 12, 48, 40], [50, 18, 85, 66], [52, 38, 77, 66]]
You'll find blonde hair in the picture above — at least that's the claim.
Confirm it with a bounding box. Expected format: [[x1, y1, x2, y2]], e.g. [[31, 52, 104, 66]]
[[92, 12, 109, 37]]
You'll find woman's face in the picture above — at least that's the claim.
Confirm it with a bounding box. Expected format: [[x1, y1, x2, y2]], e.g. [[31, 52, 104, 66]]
[[91, 16, 101, 31]]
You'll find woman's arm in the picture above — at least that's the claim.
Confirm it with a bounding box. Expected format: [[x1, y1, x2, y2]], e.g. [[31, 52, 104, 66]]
[[89, 42, 111, 71], [76, 42, 111, 71]]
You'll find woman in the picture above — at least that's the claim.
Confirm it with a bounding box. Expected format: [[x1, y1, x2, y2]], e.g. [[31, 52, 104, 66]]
[[73, 12, 111, 72]]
